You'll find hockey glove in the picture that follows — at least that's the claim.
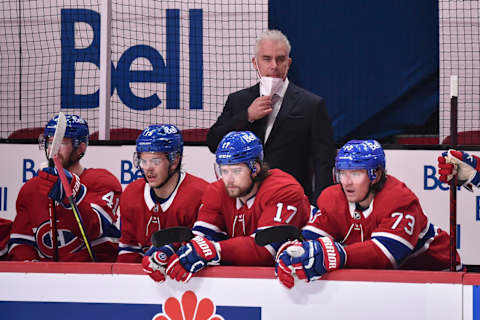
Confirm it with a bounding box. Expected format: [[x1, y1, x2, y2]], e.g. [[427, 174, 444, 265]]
[[438, 149, 480, 189], [141, 244, 176, 283], [166, 235, 221, 283], [274, 240, 307, 289], [275, 237, 346, 289], [38, 167, 86, 208]]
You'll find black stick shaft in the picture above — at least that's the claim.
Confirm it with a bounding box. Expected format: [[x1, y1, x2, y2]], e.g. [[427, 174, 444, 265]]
[[449, 95, 458, 271]]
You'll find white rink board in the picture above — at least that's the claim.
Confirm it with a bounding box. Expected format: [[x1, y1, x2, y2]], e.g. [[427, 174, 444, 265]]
[[0, 144, 479, 264], [0, 271, 466, 320]]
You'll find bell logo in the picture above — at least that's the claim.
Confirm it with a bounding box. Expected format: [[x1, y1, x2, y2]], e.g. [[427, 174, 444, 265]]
[[423, 165, 459, 191], [61, 8, 203, 111], [153, 291, 224, 320]]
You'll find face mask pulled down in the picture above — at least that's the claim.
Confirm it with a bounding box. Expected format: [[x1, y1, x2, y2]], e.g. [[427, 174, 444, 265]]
[[256, 60, 286, 97], [260, 76, 284, 97]]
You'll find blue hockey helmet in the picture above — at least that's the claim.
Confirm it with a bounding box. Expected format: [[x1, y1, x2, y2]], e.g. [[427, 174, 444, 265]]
[[335, 139, 385, 181], [135, 124, 184, 163], [215, 131, 263, 173], [43, 114, 89, 149]]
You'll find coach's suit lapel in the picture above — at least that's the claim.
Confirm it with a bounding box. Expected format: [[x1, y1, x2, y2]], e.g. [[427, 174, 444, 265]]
[[264, 83, 300, 147]]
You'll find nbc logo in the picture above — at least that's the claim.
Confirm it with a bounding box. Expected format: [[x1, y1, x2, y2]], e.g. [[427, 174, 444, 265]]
[[151, 290, 261, 320], [152, 291, 223, 320]]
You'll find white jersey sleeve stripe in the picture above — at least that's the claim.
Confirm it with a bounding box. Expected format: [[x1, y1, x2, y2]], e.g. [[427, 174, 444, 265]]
[[371, 231, 414, 250], [372, 238, 398, 268], [90, 203, 113, 224], [302, 225, 333, 239], [193, 221, 227, 235], [9, 233, 35, 242], [264, 244, 276, 258]]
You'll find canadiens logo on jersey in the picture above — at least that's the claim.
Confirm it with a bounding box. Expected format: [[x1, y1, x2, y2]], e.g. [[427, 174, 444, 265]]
[[35, 221, 84, 258]]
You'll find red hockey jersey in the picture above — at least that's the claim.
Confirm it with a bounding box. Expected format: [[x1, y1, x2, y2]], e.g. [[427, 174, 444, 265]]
[[0, 218, 12, 259], [303, 175, 461, 270], [193, 169, 310, 266], [9, 168, 121, 262], [117, 172, 208, 263]]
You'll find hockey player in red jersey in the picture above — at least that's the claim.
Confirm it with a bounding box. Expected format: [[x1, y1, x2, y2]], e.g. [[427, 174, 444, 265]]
[[9, 114, 122, 262], [163, 131, 311, 282], [0, 218, 12, 260], [275, 140, 462, 288], [119, 125, 208, 282], [438, 149, 480, 190]]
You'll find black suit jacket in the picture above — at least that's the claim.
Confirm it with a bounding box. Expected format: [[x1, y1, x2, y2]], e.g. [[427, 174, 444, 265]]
[[206, 82, 336, 202]]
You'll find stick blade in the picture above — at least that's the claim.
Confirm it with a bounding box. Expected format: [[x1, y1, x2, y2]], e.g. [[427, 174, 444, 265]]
[[151, 227, 194, 247], [48, 112, 67, 159], [255, 225, 302, 246]]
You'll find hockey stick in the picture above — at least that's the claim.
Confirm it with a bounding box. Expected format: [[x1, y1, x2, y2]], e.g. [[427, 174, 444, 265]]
[[151, 226, 194, 247], [47, 202, 58, 261], [255, 225, 306, 258], [449, 75, 458, 272], [254, 225, 303, 246], [46, 112, 67, 261], [52, 155, 96, 262]]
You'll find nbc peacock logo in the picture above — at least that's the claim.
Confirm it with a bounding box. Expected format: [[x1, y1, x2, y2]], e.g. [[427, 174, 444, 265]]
[[152, 290, 261, 320], [152, 291, 223, 320]]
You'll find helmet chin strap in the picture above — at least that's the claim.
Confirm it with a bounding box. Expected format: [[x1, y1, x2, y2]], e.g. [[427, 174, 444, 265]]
[[355, 183, 375, 209], [238, 174, 257, 201], [153, 163, 180, 190]]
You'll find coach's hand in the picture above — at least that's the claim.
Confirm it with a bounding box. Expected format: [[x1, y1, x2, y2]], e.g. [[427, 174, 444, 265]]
[[247, 96, 273, 122]]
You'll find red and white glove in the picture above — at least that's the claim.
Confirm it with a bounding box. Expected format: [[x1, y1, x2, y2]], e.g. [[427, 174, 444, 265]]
[[275, 237, 346, 289], [38, 167, 85, 208], [141, 244, 176, 283], [438, 149, 480, 190], [166, 236, 221, 283], [274, 240, 306, 289]]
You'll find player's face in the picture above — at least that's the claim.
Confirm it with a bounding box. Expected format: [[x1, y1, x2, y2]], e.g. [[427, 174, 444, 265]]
[[338, 169, 372, 203], [46, 137, 76, 168], [253, 39, 292, 80], [139, 152, 171, 188], [219, 163, 254, 198]]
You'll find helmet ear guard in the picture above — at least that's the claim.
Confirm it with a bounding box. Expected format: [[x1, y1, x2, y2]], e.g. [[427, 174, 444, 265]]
[[367, 168, 378, 181], [250, 161, 257, 174]]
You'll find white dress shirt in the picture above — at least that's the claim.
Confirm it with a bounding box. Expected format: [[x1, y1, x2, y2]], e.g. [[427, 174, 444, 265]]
[[263, 78, 289, 143]]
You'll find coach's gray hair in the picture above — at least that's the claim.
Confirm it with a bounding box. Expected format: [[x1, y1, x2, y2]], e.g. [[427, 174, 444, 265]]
[[255, 29, 291, 57]]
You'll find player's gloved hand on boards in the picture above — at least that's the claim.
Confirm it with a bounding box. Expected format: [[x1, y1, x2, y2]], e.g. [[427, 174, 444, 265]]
[[142, 244, 176, 283], [38, 167, 85, 208], [274, 240, 306, 289], [438, 149, 480, 190], [275, 237, 346, 289], [166, 235, 221, 283]]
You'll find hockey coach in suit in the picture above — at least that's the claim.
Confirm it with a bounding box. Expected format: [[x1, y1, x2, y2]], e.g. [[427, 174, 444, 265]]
[[206, 29, 336, 202]]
